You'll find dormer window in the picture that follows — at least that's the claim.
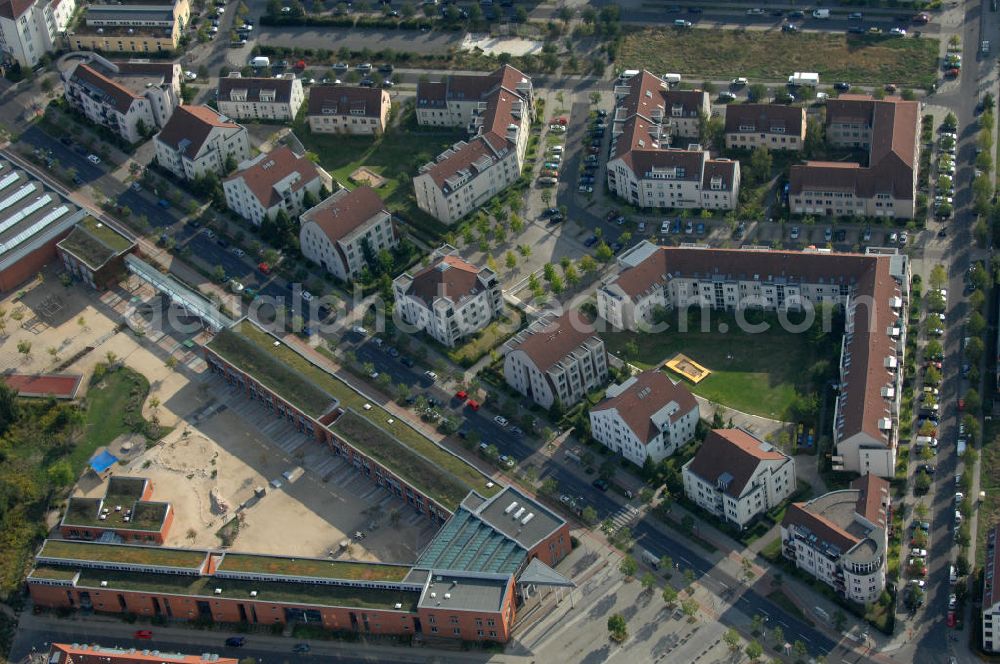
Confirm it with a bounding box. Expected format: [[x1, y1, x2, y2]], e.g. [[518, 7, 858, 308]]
[[739, 124, 756, 132], [710, 176, 723, 190], [770, 126, 786, 134]]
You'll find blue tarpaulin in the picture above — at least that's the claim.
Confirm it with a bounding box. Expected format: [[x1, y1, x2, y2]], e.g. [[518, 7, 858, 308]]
[[90, 450, 119, 473]]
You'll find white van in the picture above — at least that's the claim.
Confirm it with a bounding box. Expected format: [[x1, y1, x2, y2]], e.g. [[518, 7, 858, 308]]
[[915, 436, 938, 448], [619, 69, 640, 81], [812, 8, 830, 18], [250, 56, 270, 68], [549, 145, 564, 154], [950, 565, 958, 584], [640, 549, 660, 569], [663, 73, 682, 84]]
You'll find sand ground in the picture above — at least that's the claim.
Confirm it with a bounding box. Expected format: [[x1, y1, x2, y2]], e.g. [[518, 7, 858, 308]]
[[7, 270, 436, 564]]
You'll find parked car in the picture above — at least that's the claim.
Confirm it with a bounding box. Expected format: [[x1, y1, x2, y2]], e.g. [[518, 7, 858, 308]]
[[592, 478, 609, 491], [225, 637, 246, 647], [494, 415, 508, 427]]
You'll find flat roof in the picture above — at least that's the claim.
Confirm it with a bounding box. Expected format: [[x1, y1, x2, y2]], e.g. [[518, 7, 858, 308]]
[[208, 321, 498, 509], [62, 498, 168, 531], [29, 566, 79, 581], [0, 158, 83, 269], [217, 553, 410, 582], [418, 573, 508, 613], [38, 540, 206, 570], [70, 568, 419, 611], [3, 373, 81, 399], [206, 323, 337, 418], [476, 485, 565, 551]]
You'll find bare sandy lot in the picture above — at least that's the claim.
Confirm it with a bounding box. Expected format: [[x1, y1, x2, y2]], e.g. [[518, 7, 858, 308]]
[[10, 270, 437, 565]]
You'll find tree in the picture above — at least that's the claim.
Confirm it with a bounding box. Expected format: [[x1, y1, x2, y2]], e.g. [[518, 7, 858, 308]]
[[0, 382, 19, 435], [619, 555, 638, 579], [964, 388, 981, 415], [595, 242, 613, 262], [580, 255, 597, 273], [581, 506, 598, 525], [929, 264, 948, 290], [607, 614, 627, 642], [966, 337, 985, 363], [746, 640, 764, 662], [771, 625, 784, 647], [641, 571, 656, 592], [17, 340, 32, 359], [599, 458, 617, 481], [750, 146, 773, 185], [804, 117, 825, 158], [48, 460, 74, 487], [748, 83, 768, 102], [793, 640, 808, 660], [724, 628, 741, 651], [832, 609, 847, 631], [925, 339, 943, 359], [680, 597, 698, 619], [662, 584, 678, 606]]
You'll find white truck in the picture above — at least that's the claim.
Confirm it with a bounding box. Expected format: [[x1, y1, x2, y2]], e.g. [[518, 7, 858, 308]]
[[788, 72, 820, 87], [250, 56, 270, 68], [663, 73, 682, 84]]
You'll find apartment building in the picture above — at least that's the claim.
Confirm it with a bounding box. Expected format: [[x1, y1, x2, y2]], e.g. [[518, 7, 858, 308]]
[[217, 72, 304, 121], [781, 474, 890, 604], [502, 311, 608, 410], [606, 70, 738, 211], [789, 94, 920, 219], [393, 245, 502, 348], [611, 71, 709, 139], [299, 186, 397, 282], [983, 524, 1000, 652], [223, 145, 331, 226], [47, 644, 237, 664], [598, 242, 909, 478], [682, 428, 796, 529], [412, 65, 533, 224], [307, 85, 391, 135], [724, 103, 806, 151], [589, 369, 699, 467], [68, 0, 190, 53], [0, 0, 74, 68], [153, 105, 249, 180], [61, 55, 181, 143]]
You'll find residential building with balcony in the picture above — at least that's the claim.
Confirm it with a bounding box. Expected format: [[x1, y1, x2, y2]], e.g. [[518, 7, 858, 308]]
[[412, 65, 532, 224], [589, 369, 699, 467], [682, 428, 796, 529], [501, 311, 608, 410], [61, 55, 181, 143], [307, 85, 391, 135], [299, 186, 397, 282], [983, 524, 1000, 652], [606, 70, 737, 211], [223, 145, 331, 226], [781, 474, 890, 604], [68, 0, 189, 53], [153, 105, 249, 180], [217, 72, 303, 121], [0, 0, 74, 68], [393, 245, 502, 348], [789, 94, 920, 219], [596, 242, 909, 478], [724, 103, 806, 151]]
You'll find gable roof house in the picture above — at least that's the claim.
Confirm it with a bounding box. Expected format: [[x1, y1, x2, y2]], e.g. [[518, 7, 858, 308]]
[[153, 105, 250, 180], [306, 85, 391, 135], [223, 145, 331, 226], [217, 72, 304, 121], [724, 103, 806, 151]]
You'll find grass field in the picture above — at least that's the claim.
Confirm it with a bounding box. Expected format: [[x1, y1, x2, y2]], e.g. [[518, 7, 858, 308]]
[[604, 316, 829, 419], [619, 29, 939, 89], [295, 105, 465, 235], [77, 366, 152, 472]]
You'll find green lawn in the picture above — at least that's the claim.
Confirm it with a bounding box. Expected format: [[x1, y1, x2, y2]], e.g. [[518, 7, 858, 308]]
[[620, 28, 939, 89], [604, 314, 830, 419], [295, 105, 465, 233], [76, 366, 153, 472], [447, 318, 517, 368]]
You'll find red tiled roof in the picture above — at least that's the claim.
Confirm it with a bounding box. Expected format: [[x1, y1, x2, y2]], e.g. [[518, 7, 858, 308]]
[[307, 85, 387, 118], [592, 370, 698, 444], [0, 0, 33, 20], [301, 186, 387, 245], [687, 429, 789, 498], [511, 311, 600, 373], [851, 473, 890, 528], [70, 64, 138, 115], [156, 105, 241, 158], [224, 146, 323, 209], [404, 255, 484, 307], [416, 64, 528, 109], [782, 501, 859, 553], [421, 137, 502, 191]]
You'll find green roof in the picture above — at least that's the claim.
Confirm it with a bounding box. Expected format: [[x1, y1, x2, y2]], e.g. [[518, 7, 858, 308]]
[[206, 324, 336, 418], [62, 478, 168, 531], [208, 321, 499, 509], [39, 540, 206, 569], [57, 217, 133, 269], [29, 566, 79, 581], [72, 569, 419, 611], [218, 553, 411, 582]]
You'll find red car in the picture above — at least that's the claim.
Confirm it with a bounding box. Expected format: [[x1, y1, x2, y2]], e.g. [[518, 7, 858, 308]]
[[946, 68, 960, 78], [467, 399, 481, 411], [958, 399, 965, 411], [947, 611, 956, 628], [134, 630, 153, 639], [555, 117, 568, 126], [455, 390, 468, 400], [258, 262, 271, 274]]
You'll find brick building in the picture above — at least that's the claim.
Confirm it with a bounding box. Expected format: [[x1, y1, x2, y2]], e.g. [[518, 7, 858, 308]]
[[59, 476, 174, 545], [47, 643, 237, 664], [57, 216, 136, 290]]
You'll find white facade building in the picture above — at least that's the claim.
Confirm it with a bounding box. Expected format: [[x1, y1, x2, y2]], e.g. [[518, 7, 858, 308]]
[[412, 65, 533, 224], [597, 242, 909, 478], [153, 105, 249, 181], [306, 85, 391, 135], [501, 311, 608, 410], [607, 71, 739, 211], [393, 245, 502, 348], [682, 428, 796, 529], [589, 370, 699, 467], [217, 73, 304, 121], [62, 56, 181, 144], [781, 474, 890, 604], [298, 186, 397, 282], [223, 145, 331, 226], [0, 0, 73, 68], [983, 525, 1000, 652]]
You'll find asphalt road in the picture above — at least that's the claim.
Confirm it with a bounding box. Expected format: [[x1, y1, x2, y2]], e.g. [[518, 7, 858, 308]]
[[258, 25, 465, 54], [20, 125, 106, 185]]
